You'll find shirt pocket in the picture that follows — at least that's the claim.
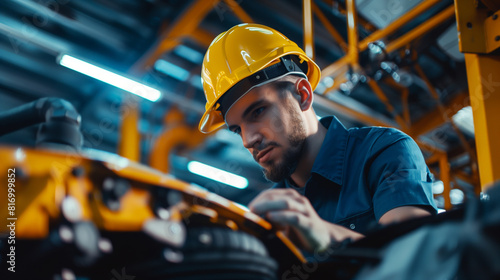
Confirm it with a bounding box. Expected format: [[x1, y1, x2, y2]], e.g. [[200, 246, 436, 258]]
[[336, 209, 377, 235]]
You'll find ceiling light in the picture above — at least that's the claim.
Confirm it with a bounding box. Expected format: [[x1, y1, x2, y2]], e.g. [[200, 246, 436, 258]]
[[154, 60, 189, 81], [173, 45, 204, 64], [187, 161, 249, 189], [58, 54, 161, 102]]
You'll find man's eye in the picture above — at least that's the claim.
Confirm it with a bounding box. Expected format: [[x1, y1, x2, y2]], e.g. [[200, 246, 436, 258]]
[[232, 127, 241, 135], [252, 107, 265, 118]]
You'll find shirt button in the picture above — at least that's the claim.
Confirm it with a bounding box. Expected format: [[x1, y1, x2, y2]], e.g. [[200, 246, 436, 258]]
[[349, 224, 356, 230]]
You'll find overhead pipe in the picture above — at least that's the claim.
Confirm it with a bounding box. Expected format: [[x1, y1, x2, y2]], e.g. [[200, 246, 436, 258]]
[[0, 97, 83, 150]]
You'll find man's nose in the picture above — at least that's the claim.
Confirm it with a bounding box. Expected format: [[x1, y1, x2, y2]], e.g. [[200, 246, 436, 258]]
[[241, 125, 263, 150]]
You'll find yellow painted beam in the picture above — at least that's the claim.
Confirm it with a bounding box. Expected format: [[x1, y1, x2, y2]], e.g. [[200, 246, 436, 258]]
[[366, 79, 407, 130], [190, 28, 217, 48], [223, 0, 254, 23], [322, 4, 454, 78], [132, 0, 217, 73], [409, 91, 470, 136], [150, 107, 206, 172], [464, 53, 500, 190], [455, 0, 489, 53], [312, 1, 348, 52], [439, 153, 452, 210], [385, 5, 455, 53], [118, 100, 140, 162], [346, 0, 359, 64], [313, 93, 398, 128], [303, 0, 315, 59], [358, 0, 442, 50], [414, 64, 478, 180], [484, 10, 500, 53]]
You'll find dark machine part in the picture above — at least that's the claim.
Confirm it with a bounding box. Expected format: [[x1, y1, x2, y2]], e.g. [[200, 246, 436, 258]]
[[0, 97, 83, 150], [101, 176, 132, 211], [352, 182, 500, 280], [2, 221, 106, 279], [2, 227, 278, 280], [124, 227, 278, 280]]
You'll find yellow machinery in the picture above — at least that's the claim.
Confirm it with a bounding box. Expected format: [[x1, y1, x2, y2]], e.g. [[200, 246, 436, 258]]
[[0, 144, 307, 279], [0, 98, 303, 279]]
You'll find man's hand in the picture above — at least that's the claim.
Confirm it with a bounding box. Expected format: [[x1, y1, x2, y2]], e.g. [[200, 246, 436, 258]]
[[248, 188, 331, 252]]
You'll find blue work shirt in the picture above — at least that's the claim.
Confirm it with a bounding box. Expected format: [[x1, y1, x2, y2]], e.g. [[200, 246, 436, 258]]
[[274, 116, 437, 234]]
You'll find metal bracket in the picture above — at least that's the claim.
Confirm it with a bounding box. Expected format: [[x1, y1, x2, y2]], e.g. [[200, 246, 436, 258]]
[[455, 0, 500, 54]]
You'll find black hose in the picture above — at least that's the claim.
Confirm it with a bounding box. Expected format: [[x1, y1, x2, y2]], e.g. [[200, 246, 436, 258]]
[[0, 97, 83, 150]]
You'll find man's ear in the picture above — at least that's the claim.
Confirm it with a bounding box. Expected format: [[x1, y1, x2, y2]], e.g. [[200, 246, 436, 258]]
[[294, 78, 314, 111]]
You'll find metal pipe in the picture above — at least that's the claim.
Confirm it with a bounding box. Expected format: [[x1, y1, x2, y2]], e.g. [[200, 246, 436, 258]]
[[0, 97, 82, 150]]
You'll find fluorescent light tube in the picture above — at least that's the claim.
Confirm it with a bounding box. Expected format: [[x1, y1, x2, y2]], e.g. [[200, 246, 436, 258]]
[[59, 54, 161, 102], [187, 161, 249, 189], [154, 60, 189, 81]]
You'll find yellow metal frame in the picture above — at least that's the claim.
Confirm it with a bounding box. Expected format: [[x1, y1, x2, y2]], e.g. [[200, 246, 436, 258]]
[[223, 0, 254, 23], [455, 0, 500, 191], [414, 63, 479, 181], [455, 0, 500, 54], [312, 1, 348, 52], [321, 1, 454, 78], [131, 0, 219, 74], [366, 79, 407, 130], [463, 53, 500, 190], [149, 107, 207, 173], [303, 0, 315, 59], [118, 98, 141, 161]]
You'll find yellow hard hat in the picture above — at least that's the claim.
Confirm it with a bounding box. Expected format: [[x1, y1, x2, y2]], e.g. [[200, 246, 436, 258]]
[[198, 23, 321, 134]]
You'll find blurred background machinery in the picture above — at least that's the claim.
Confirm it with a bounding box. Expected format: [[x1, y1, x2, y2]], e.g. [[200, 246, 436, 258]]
[[0, 0, 500, 278]]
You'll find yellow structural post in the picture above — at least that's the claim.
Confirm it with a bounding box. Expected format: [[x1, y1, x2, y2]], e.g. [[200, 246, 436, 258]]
[[464, 53, 500, 190], [118, 100, 140, 162], [303, 0, 315, 59], [455, 0, 500, 191], [312, 1, 348, 52], [346, 0, 359, 64]]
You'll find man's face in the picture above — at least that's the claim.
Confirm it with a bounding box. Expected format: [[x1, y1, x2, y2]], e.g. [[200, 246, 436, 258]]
[[225, 83, 307, 182]]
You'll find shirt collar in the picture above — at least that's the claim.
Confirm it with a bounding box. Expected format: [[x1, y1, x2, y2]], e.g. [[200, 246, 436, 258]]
[[311, 116, 349, 186]]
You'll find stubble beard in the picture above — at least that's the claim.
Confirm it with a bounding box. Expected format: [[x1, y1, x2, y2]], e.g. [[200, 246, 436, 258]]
[[262, 108, 307, 183]]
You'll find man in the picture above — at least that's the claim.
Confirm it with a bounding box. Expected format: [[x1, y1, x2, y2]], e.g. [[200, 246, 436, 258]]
[[198, 23, 437, 252]]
